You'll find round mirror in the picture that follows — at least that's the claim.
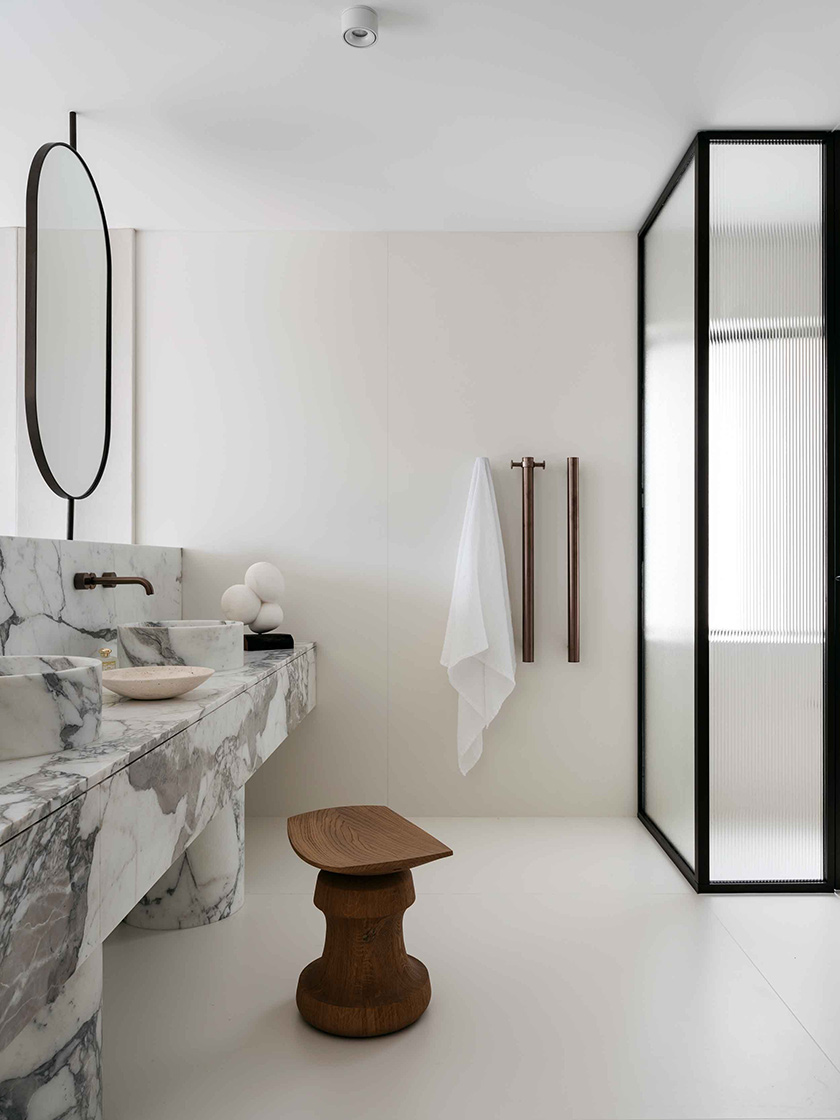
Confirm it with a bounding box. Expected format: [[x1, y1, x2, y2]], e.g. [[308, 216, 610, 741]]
[[25, 142, 111, 506]]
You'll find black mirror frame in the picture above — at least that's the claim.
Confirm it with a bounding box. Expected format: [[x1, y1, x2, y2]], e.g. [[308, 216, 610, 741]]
[[24, 133, 113, 540]]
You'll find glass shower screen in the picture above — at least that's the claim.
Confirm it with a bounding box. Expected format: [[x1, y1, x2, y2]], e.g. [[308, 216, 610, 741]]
[[640, 132, 831, 892], [642, 158, 696, 870], [708, 140, 826, 883]]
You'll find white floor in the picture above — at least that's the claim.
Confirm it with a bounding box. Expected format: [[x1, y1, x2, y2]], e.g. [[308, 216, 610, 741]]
[[103, 818, 840, 1120]]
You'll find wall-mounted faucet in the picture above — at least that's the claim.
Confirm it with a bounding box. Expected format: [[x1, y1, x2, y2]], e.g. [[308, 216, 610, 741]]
[[74, 572, 155, 596]]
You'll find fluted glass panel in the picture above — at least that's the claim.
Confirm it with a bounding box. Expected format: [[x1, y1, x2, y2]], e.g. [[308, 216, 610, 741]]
[[643, 162, 696, 869], [708, 140, 825, 883]]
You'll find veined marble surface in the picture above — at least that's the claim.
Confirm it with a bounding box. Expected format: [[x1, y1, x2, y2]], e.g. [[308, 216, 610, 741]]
[[0, 535, 181, 659], [126, 787, 245, 930], [0, 947, 102, 1120], [0, 643, 316, 1052], [0, 645, 315, 844], [119, 619, 244, 672], [0, 655, 102, 760]]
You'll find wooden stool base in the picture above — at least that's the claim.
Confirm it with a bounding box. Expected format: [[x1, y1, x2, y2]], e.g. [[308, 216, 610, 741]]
[[296, 869, 431, 1038]]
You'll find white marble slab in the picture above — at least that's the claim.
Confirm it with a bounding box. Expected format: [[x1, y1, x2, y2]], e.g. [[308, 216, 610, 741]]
[[0, 646, 312, 845], [0, 946, 102, 1119], [0, 655, 102, 760], [126, 788, 245, 930], [0, 536, 181, 662], [0, 643, 316, 1052]]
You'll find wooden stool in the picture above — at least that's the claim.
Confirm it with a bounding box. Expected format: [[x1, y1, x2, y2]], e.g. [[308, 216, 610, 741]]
[[287, 805, 452, 1038]]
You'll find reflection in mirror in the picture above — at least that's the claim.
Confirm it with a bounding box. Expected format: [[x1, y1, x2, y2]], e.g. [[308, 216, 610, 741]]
[[25, 137, 111, 538]]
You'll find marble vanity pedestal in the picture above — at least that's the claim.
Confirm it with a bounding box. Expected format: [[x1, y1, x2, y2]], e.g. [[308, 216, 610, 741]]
[[0, 947, 102, 1120], [125, 788, 245, 929]]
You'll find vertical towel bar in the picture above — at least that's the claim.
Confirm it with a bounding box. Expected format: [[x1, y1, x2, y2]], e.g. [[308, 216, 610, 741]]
[[511, 457, 545, 662], [567, 457, 580, 663]]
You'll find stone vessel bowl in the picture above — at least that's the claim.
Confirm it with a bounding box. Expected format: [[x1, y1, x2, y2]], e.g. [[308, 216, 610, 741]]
[[103, 665, 215, 700], [0, 655, 102, 760], [118, 620, 244, 672]]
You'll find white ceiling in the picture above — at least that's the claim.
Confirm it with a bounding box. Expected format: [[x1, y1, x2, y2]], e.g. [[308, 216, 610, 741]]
[[1, 0, 840, 231]]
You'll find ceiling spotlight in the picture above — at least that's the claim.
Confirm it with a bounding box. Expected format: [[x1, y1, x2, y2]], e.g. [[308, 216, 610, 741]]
[[342, 5, 378, 47]]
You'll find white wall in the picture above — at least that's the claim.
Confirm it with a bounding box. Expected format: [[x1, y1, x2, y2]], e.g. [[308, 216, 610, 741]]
[[136, 231, 637, 817], [0, 229, 20, 535], [136, 233, 390, 812]]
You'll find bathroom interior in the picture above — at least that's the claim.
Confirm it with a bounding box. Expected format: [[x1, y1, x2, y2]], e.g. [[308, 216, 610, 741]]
[[2, 2, 840, 1118]]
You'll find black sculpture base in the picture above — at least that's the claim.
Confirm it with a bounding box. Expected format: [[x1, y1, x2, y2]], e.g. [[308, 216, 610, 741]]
[[243, 633, 295, 651]]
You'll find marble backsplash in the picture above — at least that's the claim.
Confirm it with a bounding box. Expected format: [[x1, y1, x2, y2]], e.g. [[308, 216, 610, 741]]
[[0, 536, 182, 658]]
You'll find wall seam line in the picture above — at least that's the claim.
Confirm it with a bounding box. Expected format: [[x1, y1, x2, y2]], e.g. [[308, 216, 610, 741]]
[[385, 231, 391, 808]]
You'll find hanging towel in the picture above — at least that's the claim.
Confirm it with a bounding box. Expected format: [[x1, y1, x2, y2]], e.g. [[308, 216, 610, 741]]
[[441, 457, 516, 775]]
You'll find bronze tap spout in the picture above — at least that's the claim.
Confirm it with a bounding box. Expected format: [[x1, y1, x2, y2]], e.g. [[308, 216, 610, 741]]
[[74, 572, 155, 596]]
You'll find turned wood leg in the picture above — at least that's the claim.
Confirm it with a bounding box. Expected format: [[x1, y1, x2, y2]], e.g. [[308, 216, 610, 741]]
[[296, 869, 431, 1038]]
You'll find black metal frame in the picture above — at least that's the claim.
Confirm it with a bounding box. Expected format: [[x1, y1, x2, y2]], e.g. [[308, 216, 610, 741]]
[[24, 112, 112, 541], [638, 130, 839, 894]]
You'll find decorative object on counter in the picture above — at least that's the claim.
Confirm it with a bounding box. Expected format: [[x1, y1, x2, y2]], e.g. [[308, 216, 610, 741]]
[[288, 805, 452, 1038], [0, 655, 102, 760], [102, 665, 214, 701], [441, 457, 516, 775], [243, 633, 295, 651], [118, 619, 244, 672], [245, 561, 285, 602], [220, 583, 261, 625], [250, 600, 285, 633], [125, 788, 244, 929], [98, 647, 117, 671], [222, 560, 287, 635], [24, 111, 113, 542]]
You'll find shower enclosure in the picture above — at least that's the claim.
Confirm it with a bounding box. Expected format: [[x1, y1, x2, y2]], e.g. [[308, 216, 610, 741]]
[[638, 131, 839, 892]]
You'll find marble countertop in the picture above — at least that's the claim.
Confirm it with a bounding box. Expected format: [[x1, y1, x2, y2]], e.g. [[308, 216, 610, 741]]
[[0, 643, 315, 847]]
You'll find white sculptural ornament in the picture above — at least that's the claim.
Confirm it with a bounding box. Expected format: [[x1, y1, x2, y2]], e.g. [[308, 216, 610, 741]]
[[221, 561, 286, 634]]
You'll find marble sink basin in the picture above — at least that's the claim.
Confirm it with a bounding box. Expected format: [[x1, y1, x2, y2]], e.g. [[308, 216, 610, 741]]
[[0, 655, 102, 760], [118, 620, 244, 672]]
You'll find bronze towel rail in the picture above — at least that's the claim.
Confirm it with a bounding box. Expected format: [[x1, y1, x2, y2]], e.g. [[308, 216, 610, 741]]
[[567, 457, 580, 663], [511, 457, 545, 662]]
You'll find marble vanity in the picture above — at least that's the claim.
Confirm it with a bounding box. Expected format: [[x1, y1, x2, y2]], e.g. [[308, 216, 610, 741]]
[[0, 535, 316, 1117]]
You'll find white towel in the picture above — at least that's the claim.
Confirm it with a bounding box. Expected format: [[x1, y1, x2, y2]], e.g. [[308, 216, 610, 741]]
[[441, 457, 516, 775]]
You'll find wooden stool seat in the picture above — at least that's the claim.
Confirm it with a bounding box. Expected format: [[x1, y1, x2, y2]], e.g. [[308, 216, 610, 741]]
[[287, 805, 452, 1038], [288, 804, 452, 876]]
